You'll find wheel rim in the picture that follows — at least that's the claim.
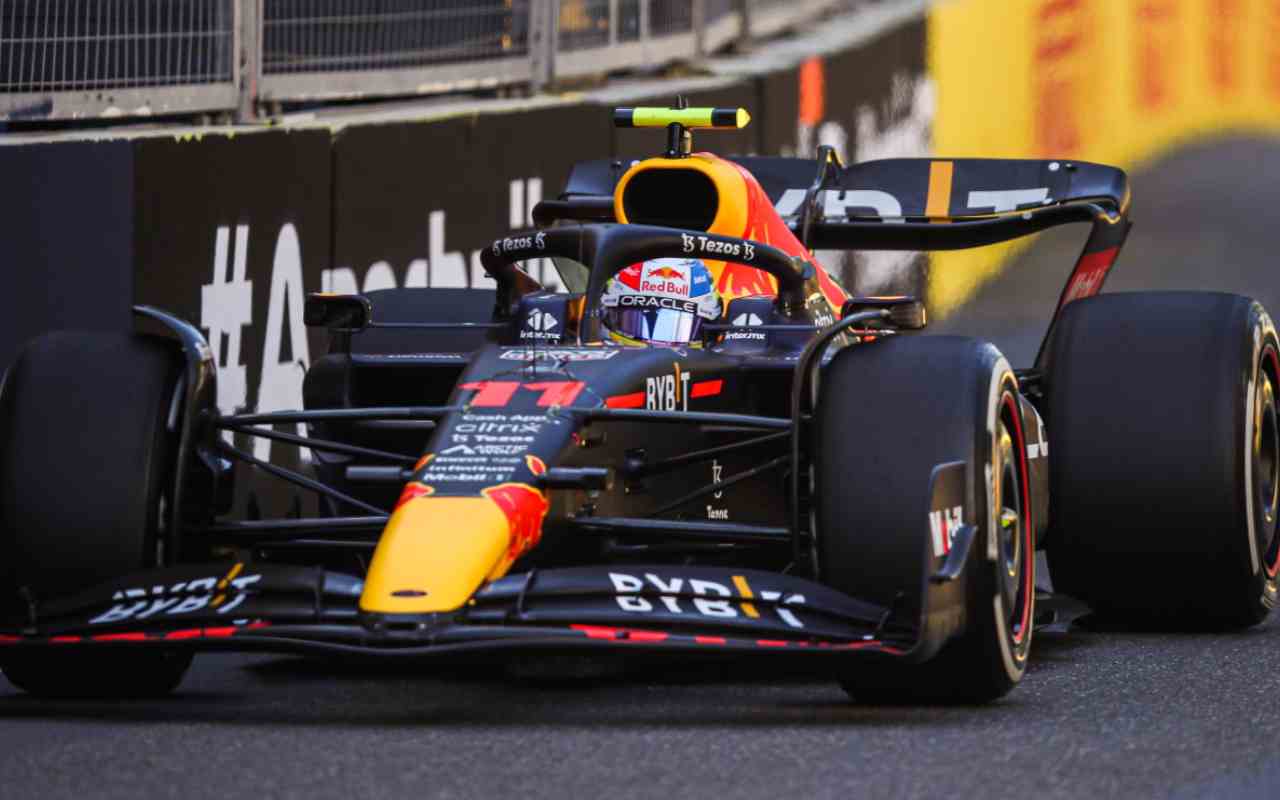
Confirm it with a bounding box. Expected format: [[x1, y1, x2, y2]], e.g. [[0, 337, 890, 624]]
[[998, 393, 1034, 649], [1257, 370, 1278, 526], [1258, 347, 1280, 576], [997, 425, 1022, 601]]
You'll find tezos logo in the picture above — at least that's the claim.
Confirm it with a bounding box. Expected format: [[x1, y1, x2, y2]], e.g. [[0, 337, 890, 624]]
[[680, 234, 755, 261], [493, 231, 548, 255], [520, 309, 560, 341]]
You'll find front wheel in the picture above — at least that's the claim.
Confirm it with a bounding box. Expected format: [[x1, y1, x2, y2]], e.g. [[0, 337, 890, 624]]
[[813, 336, 1035, 703], [0, 331, 194, 697]]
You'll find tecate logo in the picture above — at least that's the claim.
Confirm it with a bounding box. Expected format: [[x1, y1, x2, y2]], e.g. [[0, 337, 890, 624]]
[[520, 309, 560, 340]]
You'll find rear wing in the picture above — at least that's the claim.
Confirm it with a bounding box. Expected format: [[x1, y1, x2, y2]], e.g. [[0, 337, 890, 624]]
[[552, 154, 1133, 367], [561, 154, 1129, 237]]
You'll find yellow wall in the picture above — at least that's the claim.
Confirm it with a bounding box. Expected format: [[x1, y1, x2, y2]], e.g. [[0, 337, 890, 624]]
[[928, 0, 1280, 314]]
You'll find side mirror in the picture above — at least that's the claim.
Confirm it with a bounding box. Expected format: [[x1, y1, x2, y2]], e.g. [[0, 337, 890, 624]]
[[304, 293, 372, 332], [841, 296, 927, 330]]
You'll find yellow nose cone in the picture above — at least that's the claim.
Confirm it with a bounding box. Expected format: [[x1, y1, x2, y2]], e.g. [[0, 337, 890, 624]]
[[359, 496, 512, 614]]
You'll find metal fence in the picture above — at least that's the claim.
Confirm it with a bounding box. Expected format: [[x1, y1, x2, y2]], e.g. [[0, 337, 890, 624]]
[[2, 0, 852, 122], [1, 0, 238, 120]]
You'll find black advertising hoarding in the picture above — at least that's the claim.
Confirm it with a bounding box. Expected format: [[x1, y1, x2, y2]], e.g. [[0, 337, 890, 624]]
[[329, 103, 611, 296], [133, 127, 332, 514], [0, 140, 134, 371]]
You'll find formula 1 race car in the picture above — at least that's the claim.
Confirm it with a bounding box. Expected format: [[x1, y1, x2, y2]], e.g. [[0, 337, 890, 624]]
[[2, 107, 1277, 703]]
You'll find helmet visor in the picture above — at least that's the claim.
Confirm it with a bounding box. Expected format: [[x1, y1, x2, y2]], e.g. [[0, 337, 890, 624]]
[[604, 307, 703, 345]]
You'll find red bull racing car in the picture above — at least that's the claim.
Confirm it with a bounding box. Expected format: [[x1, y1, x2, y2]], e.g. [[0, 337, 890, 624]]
[[2, 107, 1277, 703]]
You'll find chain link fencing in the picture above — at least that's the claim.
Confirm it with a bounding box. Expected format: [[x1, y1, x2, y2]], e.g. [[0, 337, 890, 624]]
[[1, 0, 237, 120]]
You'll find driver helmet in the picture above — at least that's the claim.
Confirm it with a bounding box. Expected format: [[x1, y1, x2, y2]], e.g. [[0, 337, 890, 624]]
[[601, 258, 722, 346]]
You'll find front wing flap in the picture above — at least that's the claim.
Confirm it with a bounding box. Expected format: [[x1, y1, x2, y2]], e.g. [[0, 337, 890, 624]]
[[0, 563, 931, 661]]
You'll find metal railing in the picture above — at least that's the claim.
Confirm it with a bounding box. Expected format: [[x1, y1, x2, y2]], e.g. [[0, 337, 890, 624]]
[[1, 0, 852, 123], [257, 0, 538, 104], [1, 0, 238, 120]]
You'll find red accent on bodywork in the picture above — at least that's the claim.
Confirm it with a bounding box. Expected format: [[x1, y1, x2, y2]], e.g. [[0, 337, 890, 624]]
[[483, 483, 551, 561], [570, 625, 669, 643], [50, 636, 81, 644], [606, 392, 645, 409], [690, 379, 723, 398], [202, 627, 238, 638], [626, 630, 670, 643], [91, 632, 149, 642], [394, 481, 435, 511], [164, 629, 204, 640], [694, 635, 727, 645], [1059, 246, 1119, 307], [460, 381, 521, 407], [525, 381, 585, 407], [572, 624, 621, 640], [717, 158, 849, 312]]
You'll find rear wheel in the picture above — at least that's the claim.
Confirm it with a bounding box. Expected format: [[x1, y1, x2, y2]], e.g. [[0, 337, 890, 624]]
[[1045, 291, 1280, 628], [813, 336, 1035, 703], [0, 331, 194, 697]]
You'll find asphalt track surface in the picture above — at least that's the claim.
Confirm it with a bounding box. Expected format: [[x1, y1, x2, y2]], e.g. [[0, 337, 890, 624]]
[[4, 139, 1280, 799]]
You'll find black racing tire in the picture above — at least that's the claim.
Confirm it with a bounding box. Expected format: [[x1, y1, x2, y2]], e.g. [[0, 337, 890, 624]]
[[814, 336, 1035, 703], [1045, 291, 1280, 629], [0, 331, 194, 697]]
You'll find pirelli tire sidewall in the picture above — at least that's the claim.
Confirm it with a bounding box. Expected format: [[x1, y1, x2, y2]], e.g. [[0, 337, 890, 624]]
[[987, 369, 1036, 683], [1045, 291, 1279, 627], [814, 336, 1033, 700]]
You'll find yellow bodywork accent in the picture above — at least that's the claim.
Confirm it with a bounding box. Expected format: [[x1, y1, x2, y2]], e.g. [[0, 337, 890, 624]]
[[731, 575, 760, 619], [216, 562, 243, 590], [925, 161, 954, 221], [359, 497, 512, 614], [625, 107, 750, 129], [614, 153, 749, 237]]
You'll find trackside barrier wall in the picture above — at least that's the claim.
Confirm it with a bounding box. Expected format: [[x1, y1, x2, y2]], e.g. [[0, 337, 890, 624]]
[[0, 141, 135, 372]]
